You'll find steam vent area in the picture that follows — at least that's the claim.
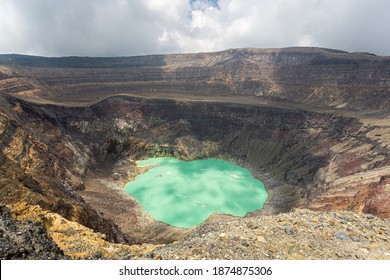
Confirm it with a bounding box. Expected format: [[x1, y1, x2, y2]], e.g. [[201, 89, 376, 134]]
[[1, 48, 390, 260]]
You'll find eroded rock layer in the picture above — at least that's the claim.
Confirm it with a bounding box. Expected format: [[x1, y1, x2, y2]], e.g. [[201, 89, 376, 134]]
[[0, 48, 389, 259], [1, 48, 389, 111]]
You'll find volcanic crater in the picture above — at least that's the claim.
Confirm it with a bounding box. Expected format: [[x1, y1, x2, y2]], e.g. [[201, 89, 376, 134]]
[[1, 48, 389, 259]]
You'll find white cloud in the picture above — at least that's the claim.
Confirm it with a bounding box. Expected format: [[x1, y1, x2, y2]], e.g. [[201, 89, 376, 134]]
[[0, 0, 389, 56]]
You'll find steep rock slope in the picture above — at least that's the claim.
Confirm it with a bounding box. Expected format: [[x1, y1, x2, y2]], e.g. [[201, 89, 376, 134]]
[[0, 95, 127, 243]]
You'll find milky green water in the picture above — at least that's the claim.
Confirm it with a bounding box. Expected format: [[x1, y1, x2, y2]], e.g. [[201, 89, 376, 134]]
[[124, 157, 268, 228]]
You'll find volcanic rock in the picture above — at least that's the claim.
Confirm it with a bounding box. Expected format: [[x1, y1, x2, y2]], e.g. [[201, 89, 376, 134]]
[[0, 48, 389, 259]]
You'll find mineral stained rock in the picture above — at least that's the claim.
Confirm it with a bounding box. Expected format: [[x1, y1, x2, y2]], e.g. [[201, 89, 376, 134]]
[[0, 204, 68, 260]]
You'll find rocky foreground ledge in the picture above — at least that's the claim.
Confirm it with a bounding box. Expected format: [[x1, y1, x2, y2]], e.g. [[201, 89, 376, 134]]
[[1, 203, 389, 260], [144, 209, 390, 260]]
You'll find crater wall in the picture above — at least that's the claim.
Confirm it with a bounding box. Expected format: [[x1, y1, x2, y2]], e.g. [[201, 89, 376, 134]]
[[3, 94, 387, 219]]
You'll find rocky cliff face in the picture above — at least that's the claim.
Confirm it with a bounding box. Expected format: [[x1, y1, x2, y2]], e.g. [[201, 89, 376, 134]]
[[0, 95, 127, 244], [0, 48, 389, 259]]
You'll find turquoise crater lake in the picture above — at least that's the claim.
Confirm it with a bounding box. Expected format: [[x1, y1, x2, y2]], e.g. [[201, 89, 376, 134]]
[[124, 158, 268, 228]]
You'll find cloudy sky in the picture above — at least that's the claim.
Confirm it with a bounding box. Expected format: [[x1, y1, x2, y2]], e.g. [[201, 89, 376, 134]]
[[0, 0, 389, 57]]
